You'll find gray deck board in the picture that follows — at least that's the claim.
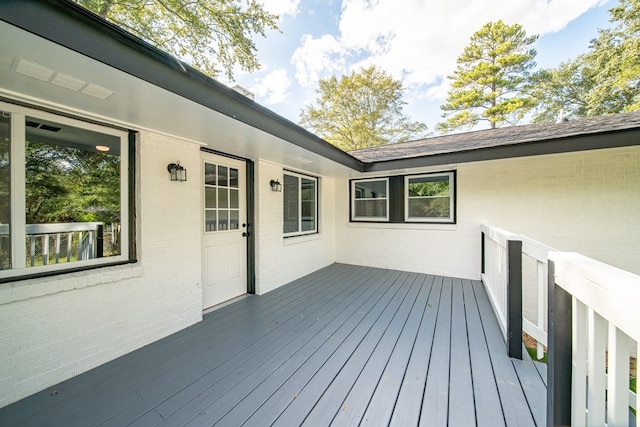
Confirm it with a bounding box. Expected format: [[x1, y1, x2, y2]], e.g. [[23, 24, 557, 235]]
[[463, 279, 507, 427], [0, 263, 546, 427]]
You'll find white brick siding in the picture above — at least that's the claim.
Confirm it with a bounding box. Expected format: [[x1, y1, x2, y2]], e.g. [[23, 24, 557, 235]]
[[254, 160, 336, 295], [336, 146, 640, 279], [0, 131, 203, 407]]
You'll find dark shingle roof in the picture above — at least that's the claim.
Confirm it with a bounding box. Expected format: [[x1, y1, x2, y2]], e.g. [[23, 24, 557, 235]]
[[349, 112, 640, 164]]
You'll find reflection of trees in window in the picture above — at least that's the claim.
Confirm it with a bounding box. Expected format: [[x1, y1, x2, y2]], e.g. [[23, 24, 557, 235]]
[[25, 140, 121, 256], [407, 175, 452, 220]]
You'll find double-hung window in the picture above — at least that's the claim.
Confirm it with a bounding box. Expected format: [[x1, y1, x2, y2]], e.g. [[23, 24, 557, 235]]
[[405, 172, 455, 222], [351, 178, 389, 221], [350, 172, 455, 224], [0, 102, 132, 280], [283, 171, 318, 237]]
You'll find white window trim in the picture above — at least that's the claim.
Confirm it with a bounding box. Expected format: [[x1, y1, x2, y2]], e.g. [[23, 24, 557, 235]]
[[283, 171, 318, 238], [404, 172, 455, 223], [351, 177, 389, 222], [0, 101, 130, 280]]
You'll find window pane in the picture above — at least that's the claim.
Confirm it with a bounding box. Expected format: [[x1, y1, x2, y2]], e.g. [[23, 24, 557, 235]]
[[25, 116, 121, 267], [229, 210, 239, 230], [283, 174, 299, 233], [219, 188, 228, 208], [408, 176, 449, 197], [204, 163, 217, 185], [355, 180, 386, 199], [218, 210, 228, 231], [205, 187, 217, 208], [229, 189, 239, 209], [355, 200, 387, 218], [205, 210, 217, 232], [0, 112, 10, 270], [229, 168, 238, 188], [218, 166, 228, 187], [408, 197, 450, 218], [301, 178, 316, 231]]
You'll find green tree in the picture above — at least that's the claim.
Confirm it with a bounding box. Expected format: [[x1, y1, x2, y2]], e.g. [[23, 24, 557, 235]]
[[436, 20, 538, 133], [300, 66, 429, 151], [73, 0, 279, 80], [531, 0, 640, 121]]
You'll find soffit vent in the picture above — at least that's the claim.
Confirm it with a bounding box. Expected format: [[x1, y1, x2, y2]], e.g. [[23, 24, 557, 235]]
[[12, 58, 114, 100], [26, 120, 62, 132]]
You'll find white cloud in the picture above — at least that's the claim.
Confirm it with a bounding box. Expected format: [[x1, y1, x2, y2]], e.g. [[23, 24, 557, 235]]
[[290, 34, 347, 87], [292, 0, 608, 98], [250, 68, 292, 104], [259, 0, 301, 17]]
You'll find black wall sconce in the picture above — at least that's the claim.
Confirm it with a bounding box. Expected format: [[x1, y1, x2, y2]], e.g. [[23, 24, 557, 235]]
[[167, 161, 187, 182], [270, 179, 282, 192]]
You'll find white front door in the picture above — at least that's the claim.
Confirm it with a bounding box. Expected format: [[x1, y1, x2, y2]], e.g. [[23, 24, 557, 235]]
[[201, 152, 247, 309]]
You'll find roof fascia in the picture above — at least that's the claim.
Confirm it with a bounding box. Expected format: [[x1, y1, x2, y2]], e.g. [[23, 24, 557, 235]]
[[362, 128, 640, 172], [0, 0, 364, 172]]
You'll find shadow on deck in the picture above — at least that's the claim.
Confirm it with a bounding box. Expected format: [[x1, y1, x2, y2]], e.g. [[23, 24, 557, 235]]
[[0, 263, 546, 426]]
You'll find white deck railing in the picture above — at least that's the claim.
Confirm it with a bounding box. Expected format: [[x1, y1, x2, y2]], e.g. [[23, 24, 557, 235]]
[[0, 222, 104, 268], [482, 224, 553, 358], [481, 224, 639, 426], [550, 252, 639, 426]]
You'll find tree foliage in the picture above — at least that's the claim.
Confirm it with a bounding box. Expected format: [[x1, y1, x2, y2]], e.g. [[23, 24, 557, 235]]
[[436, 20, 538, 133], [25, 141, 121, 225], [530, 0, 640, 121], [73, 0, 279, 80], [299, 66, 430, 151]]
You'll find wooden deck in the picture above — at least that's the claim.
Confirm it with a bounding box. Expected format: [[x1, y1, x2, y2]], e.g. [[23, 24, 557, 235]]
[[0, 264, 546, 426]]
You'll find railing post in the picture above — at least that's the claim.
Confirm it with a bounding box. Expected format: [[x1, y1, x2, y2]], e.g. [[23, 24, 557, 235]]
[[481, 231, 485, 276], [507, 239, 522, 359], [546, 259, 572, 427], [96, 224, 103, 258]]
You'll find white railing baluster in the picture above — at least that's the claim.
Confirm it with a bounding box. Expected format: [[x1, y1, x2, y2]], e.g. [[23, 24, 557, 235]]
[[66, 231, 73, 262], [536, 259, 545, 360], [607, 323, 630, 427], [30, 237, 36, 267], [54, 232, 61, 264], [587, 308, 607, 426], [21, 222, 106, 268]]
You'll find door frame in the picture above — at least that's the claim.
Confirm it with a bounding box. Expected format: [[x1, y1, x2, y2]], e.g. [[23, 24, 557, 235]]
[[200, 147, 255, 294]]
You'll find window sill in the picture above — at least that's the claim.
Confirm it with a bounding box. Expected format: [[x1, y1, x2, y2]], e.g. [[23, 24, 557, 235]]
[[0, 262, 143, 305], [347, 222, 457, 231], [283, 232, 322, 246]]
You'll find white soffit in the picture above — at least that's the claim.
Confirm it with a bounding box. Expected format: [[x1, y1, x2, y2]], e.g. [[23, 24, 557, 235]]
[[12, 57, 114, 100]]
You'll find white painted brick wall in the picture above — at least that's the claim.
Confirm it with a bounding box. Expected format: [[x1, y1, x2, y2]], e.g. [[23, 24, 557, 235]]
[[254, 160, 336, 295], [0, 131, 203, 407], [336, 146, 640, 279]]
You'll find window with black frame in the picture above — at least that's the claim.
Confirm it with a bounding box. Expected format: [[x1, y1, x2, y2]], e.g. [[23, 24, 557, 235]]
[[283, 171, 318, 236], [0, 103, 131, 279]]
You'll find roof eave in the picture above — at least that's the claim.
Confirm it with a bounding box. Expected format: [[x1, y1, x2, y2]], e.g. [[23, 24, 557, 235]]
[[362, 127, 640, 172], [0, 0, 364, 172]]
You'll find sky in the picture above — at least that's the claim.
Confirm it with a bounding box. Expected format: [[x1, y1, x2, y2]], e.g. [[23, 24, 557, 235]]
[[224, 0, 617, 133]]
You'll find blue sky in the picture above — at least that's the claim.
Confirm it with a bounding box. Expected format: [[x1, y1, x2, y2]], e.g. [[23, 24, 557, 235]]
[[226, 0, 616, 132]]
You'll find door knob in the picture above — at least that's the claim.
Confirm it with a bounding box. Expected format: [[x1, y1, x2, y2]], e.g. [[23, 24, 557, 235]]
[[242, 232, 250, 237]]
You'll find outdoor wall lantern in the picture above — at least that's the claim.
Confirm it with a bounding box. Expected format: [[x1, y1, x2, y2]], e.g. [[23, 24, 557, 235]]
[[167, 161, 187, 182], [270, 179, 282, 192]]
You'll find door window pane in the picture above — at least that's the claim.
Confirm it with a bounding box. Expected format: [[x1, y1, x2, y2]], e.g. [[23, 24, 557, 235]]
[[204, 162, 242, 233], [229, 168, 238, 188], [218, 166, 228, 187]]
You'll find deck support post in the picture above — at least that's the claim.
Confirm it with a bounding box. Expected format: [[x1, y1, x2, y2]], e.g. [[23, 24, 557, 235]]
[[546, 260, 572, 427], [506, 239, 522, 359]]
